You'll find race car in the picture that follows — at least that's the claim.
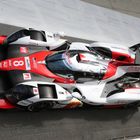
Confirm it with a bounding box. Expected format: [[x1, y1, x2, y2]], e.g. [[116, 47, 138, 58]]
[[0, 28, 140, 111]]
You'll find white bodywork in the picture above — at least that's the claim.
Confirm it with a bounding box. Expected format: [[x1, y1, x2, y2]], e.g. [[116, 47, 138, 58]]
[[69, 42, 135, 60], [17, 81, 82, 109], [9, 30, 67, 50], [71, 83, 140, 105], [90, 42, 135, 59], [4, 30, 140, 108]]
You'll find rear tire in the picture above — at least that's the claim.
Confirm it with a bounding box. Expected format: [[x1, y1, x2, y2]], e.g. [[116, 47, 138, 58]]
[[27, 104, 41, 112], [27, 102, 54, 112]]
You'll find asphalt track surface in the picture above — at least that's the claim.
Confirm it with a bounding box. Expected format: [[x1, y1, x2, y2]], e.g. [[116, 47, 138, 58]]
[[0, 23, 140, 140]]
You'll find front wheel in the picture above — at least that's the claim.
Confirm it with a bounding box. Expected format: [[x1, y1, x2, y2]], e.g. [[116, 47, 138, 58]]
[[124, 101, 140, 109]]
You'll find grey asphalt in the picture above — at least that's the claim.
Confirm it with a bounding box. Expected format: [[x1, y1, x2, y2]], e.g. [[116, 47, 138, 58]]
[[0, 23, 140, 140]]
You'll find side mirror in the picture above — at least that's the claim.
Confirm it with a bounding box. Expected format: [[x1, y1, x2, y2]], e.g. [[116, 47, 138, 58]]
[[72, 92, 83, 100], [53, 32, 65, 39]]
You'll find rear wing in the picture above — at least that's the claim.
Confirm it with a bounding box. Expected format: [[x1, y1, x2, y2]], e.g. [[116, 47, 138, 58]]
[[135, 47, 140, 64], [5, 28, 46, 44], [129, 43, 140, 51], [129, 43, 140, 64]]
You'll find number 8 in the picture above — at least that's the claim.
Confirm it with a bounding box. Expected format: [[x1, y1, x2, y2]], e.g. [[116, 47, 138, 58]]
[[13, 61, 24, 66]]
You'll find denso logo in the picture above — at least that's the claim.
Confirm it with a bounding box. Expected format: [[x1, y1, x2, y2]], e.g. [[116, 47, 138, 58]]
[[24, 57, 31, 70]]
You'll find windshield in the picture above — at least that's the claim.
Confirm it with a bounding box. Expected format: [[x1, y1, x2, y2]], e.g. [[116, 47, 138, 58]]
[[46, 50, 105, 82], [46, 51, 72, 76]]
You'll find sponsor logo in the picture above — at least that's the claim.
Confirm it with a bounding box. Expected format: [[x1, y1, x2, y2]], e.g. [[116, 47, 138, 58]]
[[20, 47, 28, 54], [59, 91, 64, 94], [23, 73, 31, 80], [33, 88, 39, 94], [24, 57, 31, 70]]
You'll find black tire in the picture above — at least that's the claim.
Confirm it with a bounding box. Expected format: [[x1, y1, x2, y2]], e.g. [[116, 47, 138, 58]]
[[27, 101, 54, 112], [124, 102, 140, 109], [27, 104, 41, 112]]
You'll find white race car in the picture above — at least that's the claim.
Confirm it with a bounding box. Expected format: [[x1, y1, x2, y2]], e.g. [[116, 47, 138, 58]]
[[0, 28, 140, 111]]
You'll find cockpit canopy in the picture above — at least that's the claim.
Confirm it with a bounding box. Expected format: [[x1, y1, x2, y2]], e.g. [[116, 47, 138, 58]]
[[46, 50, 107, 82]]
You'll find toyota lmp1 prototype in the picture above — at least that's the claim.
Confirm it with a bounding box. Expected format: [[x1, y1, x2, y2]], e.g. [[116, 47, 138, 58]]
[[0, 28, 140, 111]]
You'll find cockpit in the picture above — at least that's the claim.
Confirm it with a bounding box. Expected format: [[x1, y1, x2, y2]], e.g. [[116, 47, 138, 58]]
[[46, 50, 107, 82]]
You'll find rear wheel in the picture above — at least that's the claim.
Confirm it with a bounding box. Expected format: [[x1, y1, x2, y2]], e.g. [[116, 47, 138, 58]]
[[27, 101, 54, 112], [27, 104, 40, 112]]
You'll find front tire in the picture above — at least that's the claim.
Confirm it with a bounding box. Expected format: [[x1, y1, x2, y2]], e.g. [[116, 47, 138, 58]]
[[124, 101, 140, 109]]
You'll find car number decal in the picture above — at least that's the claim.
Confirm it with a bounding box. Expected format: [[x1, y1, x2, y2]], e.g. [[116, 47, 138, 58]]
[[13, 60, 24, 67]]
